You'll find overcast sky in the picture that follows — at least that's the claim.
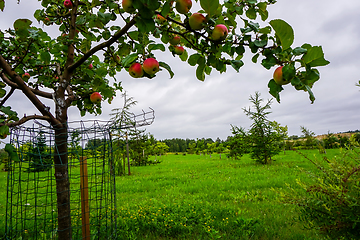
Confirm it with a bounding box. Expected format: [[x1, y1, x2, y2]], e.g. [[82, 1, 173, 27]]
[[1, 0, 359, 141]]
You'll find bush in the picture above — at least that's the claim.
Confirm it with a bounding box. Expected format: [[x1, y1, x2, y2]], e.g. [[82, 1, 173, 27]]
[[285, 145, 360, 239]]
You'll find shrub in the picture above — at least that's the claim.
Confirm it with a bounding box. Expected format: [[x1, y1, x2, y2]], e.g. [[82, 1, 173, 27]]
[[284, 144, 360, 239]]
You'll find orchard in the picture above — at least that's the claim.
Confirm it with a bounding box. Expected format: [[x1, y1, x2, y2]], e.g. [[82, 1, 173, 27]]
[[0, 0, 329, 238]]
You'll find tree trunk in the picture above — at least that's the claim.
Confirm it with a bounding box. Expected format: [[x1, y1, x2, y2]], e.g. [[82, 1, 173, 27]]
[[53, 105, 72, 239]]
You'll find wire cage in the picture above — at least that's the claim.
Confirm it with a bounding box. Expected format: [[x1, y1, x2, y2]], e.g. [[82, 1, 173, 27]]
[[5, 120, 119, 240]]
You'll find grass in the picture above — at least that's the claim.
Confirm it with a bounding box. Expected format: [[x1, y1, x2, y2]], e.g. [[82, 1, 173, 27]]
[[0, 149, 341, 239]]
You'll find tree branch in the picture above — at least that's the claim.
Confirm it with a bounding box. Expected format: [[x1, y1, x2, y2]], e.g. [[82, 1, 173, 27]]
[[0, 54, 60, 126], [68, 16, 137, 72], [0, 72, 53, 99], [1, 114, 51, 127]]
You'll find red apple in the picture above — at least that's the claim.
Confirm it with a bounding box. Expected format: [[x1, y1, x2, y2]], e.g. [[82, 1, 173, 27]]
[[175, 0, 192, 14], [22, 72, 30, 79], [90, 92, 102, 103], [174, 46, 184, 55], [142, 58, 159, 75], [189, 13, 207, 30], [122, 0, 135, 13], [169, 35, 181, 45], [273, 66, 289, 85], [88, 63, 93, 69], [128, 62, 144, 78], [211, 24, 228, 41], [156, 14, 167, 24], [64, 0, 73, 9]]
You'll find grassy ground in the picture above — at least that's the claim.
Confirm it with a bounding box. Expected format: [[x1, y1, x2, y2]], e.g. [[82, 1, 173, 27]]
[[0, 149, 340, 239]]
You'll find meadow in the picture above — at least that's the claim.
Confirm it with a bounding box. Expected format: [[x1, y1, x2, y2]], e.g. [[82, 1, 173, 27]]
[[0, 149, 341, 239]]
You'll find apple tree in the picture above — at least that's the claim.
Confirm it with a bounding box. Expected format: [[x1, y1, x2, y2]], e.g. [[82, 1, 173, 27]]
[[0, 0, 329, 238]]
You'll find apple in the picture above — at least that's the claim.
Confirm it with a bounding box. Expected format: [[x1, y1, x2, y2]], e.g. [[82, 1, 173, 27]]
[[22, 72, 30, 79], [273, 66, 289, 85], [88, 63, 93, 69], [189, 13, 207, 30], [211, 24, 228, 41], [169, 35, 181, 45], [90, 92, 102, 103], [142, 58, 159, 75], [174, 46, 184, 55], [64, 0, 73, 9], [128, 62, 144, 78], [156, 14, 167, 24], [122, 0, 135, 13], [175, 0, 192, 14]]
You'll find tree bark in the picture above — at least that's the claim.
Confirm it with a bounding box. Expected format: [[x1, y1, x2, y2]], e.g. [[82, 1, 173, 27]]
[[53, 106, 72, 239]]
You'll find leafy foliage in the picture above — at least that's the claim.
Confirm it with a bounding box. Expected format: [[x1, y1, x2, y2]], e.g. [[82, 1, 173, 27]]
[[285, 143, 360, 239]]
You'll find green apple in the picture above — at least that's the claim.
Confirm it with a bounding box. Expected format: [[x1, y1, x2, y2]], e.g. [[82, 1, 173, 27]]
[[169, 35, 181, 45], [174, 46, 184, 55], [211, 24, 228, 41], [143, 58, 159, 75], [90, 92, 102, 103], [175, 0, 192, 14], [273, 66, 290, 85], [122, 0, 135, 13], [189, 13, 207, 30], [128, 62, 144, 78]]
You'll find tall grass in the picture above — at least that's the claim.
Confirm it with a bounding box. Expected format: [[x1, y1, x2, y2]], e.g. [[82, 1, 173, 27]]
[[0, 150, 341, 239]]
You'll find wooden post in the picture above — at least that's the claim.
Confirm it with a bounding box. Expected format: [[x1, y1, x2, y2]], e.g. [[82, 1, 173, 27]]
[[126, 132, 131, 175], [80, 156, 90, 240]]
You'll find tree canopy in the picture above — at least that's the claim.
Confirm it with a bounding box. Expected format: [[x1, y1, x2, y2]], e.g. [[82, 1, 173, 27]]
[[0, 0, 329, 134]]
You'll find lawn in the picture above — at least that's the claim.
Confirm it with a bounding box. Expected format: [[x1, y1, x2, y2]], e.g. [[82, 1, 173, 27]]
[[0, 149, 339, 239]]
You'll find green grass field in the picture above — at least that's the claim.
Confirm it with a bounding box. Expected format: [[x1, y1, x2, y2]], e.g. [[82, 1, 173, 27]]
[[0, 150, 340, 239]]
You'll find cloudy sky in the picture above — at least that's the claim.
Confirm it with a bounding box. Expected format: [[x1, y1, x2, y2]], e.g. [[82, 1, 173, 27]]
[[1, 0, 359, 141]]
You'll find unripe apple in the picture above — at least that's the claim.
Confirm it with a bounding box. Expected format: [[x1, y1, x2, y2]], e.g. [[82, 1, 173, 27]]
[[88, 63, 93, 69], [128, 62, 144, 78], [211, 24, 228, 41], [169, 35, 181, 45], [175, 0, 192, 14], [143, 58, 159, 75], [189, 13, 207, 30], [156, 14, 167, 24], [122, 0, 135, 13], [64, 0, 73, 9], [174, 46, 184, 55], [90, 92, 102, 103], [22, 72, 30, 79], [273, 66, 289, 85]]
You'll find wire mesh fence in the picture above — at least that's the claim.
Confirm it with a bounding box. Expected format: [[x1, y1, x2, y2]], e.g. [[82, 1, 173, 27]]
[[5, 120, 118, 239]]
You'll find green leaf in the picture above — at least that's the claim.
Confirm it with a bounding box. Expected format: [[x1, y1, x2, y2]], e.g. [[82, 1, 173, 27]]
[[122, 53, 138, 67], [196, 64, 206, 81], [0, 88, 6, 98], [282, 64, 296, 81], [14, 18, 32, 38], [261, 56, 277, 69], [159, 61, 174, 79], [161, 0, 172, 17], [188, 54, 202, 66], [200, 0, 219, 16], [0, 0, 4, 12], [268, 79, 283, 103], [269, 19, 294, 50], [179, 49, 188, 61], [40, 51, 51, 64], [301, 45, 330, 67], [231, 60, 244, 72], [251, 53, 259, 63], [246, 7, 257, 20], [293, 47, 307, 56], [5, 143, 20, 162], [148, 43, 165, 52], [305, 85, 315, 103]]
